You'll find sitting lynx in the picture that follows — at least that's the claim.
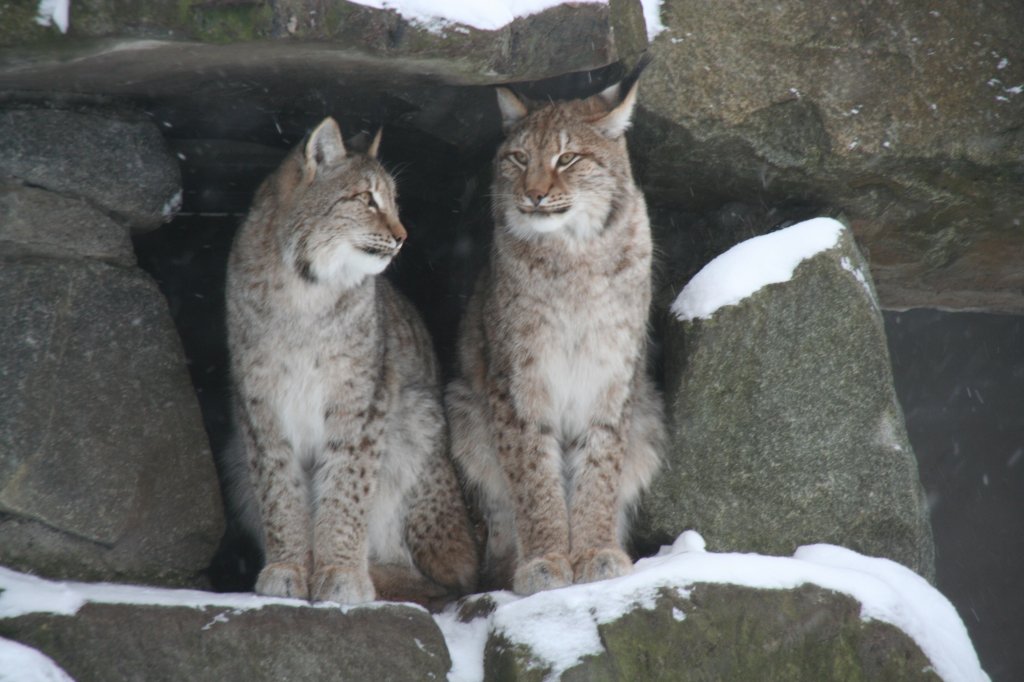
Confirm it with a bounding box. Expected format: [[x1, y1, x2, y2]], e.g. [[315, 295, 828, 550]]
[[225, 117, 477, 606], [447, 62, 665, 595]]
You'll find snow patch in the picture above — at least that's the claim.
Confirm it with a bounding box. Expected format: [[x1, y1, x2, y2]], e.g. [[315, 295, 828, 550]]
[[346, 1, 665, 40], [671, 217, 846, 321], [35, 0, 70, 34], [0, 566, 407, 619], [439, 534, 987, 682], [640, 0, 665, 40], [162, 189, 183, 220], [435, 592, 518, 682], [840, 255, 877, 305], [1, 537, 985, 682], [0, 638, 74, 682], [346, 1, 605, 34]]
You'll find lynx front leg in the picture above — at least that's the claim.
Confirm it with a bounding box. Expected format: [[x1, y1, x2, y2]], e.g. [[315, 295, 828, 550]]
[[568, 422, 633, 585], [240, 408, 313, 600], [309, 429, 383, 605], [491, 392, 572, 595]]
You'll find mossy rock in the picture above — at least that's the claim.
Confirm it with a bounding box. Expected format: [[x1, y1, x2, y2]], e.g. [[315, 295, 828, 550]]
[[485, 585, 940, 681]]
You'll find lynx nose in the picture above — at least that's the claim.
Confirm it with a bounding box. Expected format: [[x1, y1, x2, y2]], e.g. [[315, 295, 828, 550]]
[[389, 218, 407, 245], [526, 189, 547, 207]]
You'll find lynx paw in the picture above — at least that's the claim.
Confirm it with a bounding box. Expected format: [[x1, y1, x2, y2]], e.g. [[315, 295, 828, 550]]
[[512, 554, 572, 595], [255, 561, 309, 600], [572, 547, 633, 585], [310, 565, 376, 605]]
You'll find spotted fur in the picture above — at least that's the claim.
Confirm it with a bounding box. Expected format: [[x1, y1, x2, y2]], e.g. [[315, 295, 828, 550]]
[[226, 118, 477, 606], [447, 68, 665, 595]]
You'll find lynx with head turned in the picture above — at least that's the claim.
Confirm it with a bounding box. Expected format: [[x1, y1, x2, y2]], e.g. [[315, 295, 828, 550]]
[[225, 118, 477, 606], [447, 63, 665, 595]]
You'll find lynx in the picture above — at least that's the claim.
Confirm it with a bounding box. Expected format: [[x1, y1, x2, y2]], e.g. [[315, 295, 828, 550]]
[[225, 117, 477, 606], [446, 63, 665, 595]]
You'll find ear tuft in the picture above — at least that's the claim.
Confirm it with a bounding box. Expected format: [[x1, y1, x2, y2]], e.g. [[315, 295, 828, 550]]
[[368, 127, 383, 159], [592, 53, 651, 139], [592, 80, 639, 139], [496, 87, 528, 132], [304, 117, 346, 176]]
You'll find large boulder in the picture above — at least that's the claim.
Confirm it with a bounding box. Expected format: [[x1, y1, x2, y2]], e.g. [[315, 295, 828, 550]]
[[2, 1, 644, 84], [0, 179, 135, 266], [0, 106, 181, 231], [0, 258, 223, 587], [487, 585, 937, 681], [0, 589, 448, 682], [636, 219, 935, 580], [635, 0, 1024, 314], [454, 534, 983, 681]]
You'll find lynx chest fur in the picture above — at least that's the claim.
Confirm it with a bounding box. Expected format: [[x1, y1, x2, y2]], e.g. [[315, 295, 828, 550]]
[[225, 118, 476, 606], [448, 63, 665, 595]]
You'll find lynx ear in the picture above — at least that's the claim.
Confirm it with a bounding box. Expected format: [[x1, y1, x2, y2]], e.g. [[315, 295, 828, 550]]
[[304, 117, 346, 176], [592, 54, 651, 139], [496, 87, 528, 131], [367, 127, 383, 159], [592, 78, 640, 139]]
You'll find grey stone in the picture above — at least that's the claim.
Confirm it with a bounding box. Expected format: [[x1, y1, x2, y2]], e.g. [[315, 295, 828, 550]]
[[635, 227, 936, 580], [0, 107, 181, 231], [485, 584, 940, 681], [0, 258, 223, 587], [1, 1, 644, 84], [0, 601, 449, 682], [635, 0, 1024, 313], [0, 179, 135, 266]]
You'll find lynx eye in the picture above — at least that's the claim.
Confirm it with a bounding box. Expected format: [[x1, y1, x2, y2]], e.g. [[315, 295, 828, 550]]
[[556, 152, 579, 168], [357, 191, 378, 209], [508, 151, 528, 166]]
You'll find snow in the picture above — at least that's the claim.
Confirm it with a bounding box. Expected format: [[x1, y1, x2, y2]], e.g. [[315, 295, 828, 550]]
[[32, 1, 667, 43], [347, 1, 666, 39], [436, 532, 988, 682], [347, 0, 599, 32], [0, 566, 386, 618], [0, 639, 74, 682], [639, 0, 666, 40], [434, 592, 519, 682], [0, 532, 986, 682], [35, 0, 70, 34], [671, 217, 847, 321], [162, 189, 183, 220]]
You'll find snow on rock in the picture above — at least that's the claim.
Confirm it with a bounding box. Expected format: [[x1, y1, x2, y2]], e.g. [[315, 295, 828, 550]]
[[640, 0, 666, 40], [0, 566, 396, 618], [35, 0, 70, 34], [1, 532, 986, 682], [0, 638, 74, 682], [671, 217, 847, 321], [435, 531, 988, 682], [347, 1, 666, 40], [347, 0, 601, 32]]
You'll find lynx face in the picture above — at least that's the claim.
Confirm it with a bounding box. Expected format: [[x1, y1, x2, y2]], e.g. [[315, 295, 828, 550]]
[[494, 83, 638, 240], [281, 120, 407, 289]]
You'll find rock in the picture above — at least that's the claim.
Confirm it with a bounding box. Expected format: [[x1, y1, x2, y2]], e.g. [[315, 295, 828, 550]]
[[635, 221, 936, 580], [1, 1, 643, 84], [0, 179, 135, 266], [486, 585, 939, 681], [1, 601, 448, 682], [0, 106, 181, 231], [635, 0, 1024, 314], [0, 258, 223, 587]]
